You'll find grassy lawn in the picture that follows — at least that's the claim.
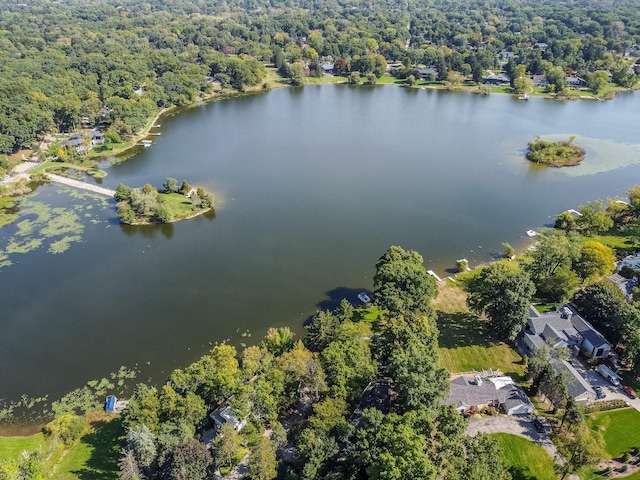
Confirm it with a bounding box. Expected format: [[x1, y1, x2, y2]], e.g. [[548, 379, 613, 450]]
[[354, 305, 383, 322], [53, 418, 123, 480], [305, 75, 348, 84], [160, 192, 203, 219], [492, 433, 557, 480], [585, 233, 636, 254], [586, 408, 640, 458], [434, 283, 526, 378], [0, 433, 46, 461], [29, 160, 106, 179]]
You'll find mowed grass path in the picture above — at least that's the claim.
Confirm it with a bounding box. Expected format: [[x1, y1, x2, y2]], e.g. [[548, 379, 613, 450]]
[[492, 433, 557, 480], [434, 283, 525, 378], [586, 408, 640, 458]]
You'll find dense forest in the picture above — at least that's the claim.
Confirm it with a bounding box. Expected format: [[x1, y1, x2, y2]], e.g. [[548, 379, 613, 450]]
[[0, 0, 639, 158]]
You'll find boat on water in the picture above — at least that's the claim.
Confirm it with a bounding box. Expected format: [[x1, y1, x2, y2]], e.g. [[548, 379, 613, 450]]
[[141, 140, 152, 147], [518, 93, 529, 100], [526, 229, 538, 237], [357, 292, 371, 304]]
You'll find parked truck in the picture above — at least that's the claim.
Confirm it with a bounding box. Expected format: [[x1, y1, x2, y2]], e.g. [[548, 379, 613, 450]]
[[597, 364, 620, 386]]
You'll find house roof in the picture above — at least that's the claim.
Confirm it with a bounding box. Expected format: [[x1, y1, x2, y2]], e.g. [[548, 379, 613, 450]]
[[571, 314, 609, 349], [607, 274, 635, 298], [446, 374, 531, 412], [552, 359, 595, 399]]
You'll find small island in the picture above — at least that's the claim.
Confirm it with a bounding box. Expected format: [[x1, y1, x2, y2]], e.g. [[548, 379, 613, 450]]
[[115, 177, 214, 224], [526, 135, 586, 167]]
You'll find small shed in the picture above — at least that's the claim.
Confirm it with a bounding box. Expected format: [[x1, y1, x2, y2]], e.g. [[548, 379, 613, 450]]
[[105, 395, 117, 412]]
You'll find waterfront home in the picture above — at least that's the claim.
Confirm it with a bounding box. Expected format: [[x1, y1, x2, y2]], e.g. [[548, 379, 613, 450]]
[[522, 305, 611, 360], [445, 373, 533, 415], [210, 403, 248, 432]]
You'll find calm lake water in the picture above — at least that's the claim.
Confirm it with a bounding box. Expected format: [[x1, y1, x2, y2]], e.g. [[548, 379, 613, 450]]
[[2, 86, 640, 403]]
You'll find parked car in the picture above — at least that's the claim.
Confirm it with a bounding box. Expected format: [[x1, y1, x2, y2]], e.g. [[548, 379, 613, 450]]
[[594, 386, 606, 399], [622, 385, 637, 399], [533, 419, 545, 433]]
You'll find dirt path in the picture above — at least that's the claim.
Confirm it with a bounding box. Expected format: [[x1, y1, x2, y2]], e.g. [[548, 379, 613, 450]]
[[47, 173, 115, 197]]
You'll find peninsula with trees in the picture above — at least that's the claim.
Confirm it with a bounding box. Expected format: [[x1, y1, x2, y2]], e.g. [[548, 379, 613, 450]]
[[115, 178, 214, 224]]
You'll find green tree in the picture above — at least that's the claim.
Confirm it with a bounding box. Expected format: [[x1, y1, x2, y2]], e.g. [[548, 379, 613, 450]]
[[373, 246, 437, 316], [125, 424, 157, 472], [248, 436, 277, 480], [574, 241, 615, 280], [321, 339, 377, 402], [163, 177, 179, 193], [262, 327, 295, 356], [160, 437, 212, 480], [555, 211, 576, 231], [44, 414, 87, 446], [213, 423, 245, 470], [555, 423, 606, 479], [348, 71, 361, 85], [502, 242, 515, 259], [467, 263, 535, 341], [577, 201, 614, 234]]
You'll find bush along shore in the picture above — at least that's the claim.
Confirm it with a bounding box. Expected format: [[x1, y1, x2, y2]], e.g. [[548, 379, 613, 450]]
[[115, 178, 214, 225], [526, 135, 586, 167]]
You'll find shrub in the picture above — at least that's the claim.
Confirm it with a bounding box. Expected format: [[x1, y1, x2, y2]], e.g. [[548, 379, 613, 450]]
[[45, 414, 87, 445]]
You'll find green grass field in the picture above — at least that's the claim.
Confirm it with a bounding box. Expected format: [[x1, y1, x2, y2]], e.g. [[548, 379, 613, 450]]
[[0, 433, 46, 461], [434, 284, 526, 378], [53, 418, 123, 480], [586, 408, 640, 458], [492, 433, 557, 480]]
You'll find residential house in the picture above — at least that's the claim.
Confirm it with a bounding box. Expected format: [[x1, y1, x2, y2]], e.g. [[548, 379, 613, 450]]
[[417, 67, 438, 80], [620, 252, 640, 270], [321, 63, 335, 75], [523, 305, 611, 359], [531, 75, 549, 88], [483, 73, 510, 86], [445, 373, 533, 415], [210, 403, 247, 432], [566, 76, 587, 88], [624, 45, 640, 57], [607, 273, 636, 301], [551, 359, 596, 405], [498, 51, 516, 61], [533, 42, 548, 50]]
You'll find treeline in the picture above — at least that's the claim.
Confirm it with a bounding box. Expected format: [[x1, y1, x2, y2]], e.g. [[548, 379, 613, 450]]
[[1, 0, 640, 153], [63, 245, 508, 480]]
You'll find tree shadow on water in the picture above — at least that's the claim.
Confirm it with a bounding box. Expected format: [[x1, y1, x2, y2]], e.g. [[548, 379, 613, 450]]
[[72, 418, 124, 480], [303, 286, 372, 326], [437, 312, 498, 349]]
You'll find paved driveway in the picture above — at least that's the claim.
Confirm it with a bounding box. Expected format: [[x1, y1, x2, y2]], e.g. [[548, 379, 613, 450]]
[[569, 360, 640, 412], [467, 414, 558, 458]]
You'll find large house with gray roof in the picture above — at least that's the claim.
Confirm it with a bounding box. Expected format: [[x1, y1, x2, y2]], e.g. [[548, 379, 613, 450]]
[[522, 305, 611, 360], [445, 373, 533, 415]]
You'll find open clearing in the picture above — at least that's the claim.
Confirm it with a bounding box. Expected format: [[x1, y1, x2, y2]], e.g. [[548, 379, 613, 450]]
[[586, 408, 640, 458], [492, 433, 557, 480], [434, 283, 525, 378]]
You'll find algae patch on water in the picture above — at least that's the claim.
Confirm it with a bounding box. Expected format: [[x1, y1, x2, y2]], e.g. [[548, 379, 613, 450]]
[[535, 134, 640, 176], [0, 186, 111, 268]]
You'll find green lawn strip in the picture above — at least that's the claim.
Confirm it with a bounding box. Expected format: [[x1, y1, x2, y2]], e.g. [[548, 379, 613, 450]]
[[160, 192, 205, 220], [53, 418, 123, 480], [0, 433, 46, 461], [585, 234, 635, 253], [586, 408, 640, 458], [491, 433, 557, 480], [354, 306, 383, 322]]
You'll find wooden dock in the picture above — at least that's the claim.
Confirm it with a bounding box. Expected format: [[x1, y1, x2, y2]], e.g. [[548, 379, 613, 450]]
[[47, 174, 115, 197]]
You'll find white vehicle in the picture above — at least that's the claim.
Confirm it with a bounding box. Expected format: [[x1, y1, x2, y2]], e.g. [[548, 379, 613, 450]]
[[597, 364, 620, 386]]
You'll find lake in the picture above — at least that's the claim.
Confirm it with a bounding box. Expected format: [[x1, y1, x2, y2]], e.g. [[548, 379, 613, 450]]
[[1, 85, 640, 403]]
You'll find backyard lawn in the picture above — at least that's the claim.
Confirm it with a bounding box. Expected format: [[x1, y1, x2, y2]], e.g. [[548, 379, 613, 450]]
[[434, 283, 526, 378], [51, 417, 123, 480], [492, 433, 557, 480], [0, 433, 46, 461], [586, 408, 640, 458]]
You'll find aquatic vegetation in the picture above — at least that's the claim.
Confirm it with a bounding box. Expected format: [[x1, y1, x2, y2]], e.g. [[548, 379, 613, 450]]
[[0, 186, 110, 268], [48, 235, 82, 254]]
